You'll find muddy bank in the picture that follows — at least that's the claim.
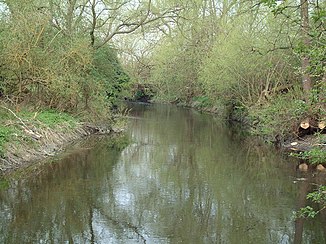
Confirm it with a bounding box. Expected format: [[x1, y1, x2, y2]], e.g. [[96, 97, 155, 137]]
[[0, 123, 123, 175]]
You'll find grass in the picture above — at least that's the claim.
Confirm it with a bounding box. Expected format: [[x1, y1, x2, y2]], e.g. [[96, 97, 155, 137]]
[[0, 106, 80, 158], [17, 109, 79, 127], [0, 126, 14, 157], [0, 109, 20, 157], [192, 96, 213, 108], [34, 110, 78, 128], [0, 178, 9, 190]]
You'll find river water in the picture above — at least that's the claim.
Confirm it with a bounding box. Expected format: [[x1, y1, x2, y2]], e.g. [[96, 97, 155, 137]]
[[0, 103, 325, 243]]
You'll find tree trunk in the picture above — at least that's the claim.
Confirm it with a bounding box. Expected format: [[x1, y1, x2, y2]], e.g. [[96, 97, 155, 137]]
[[300, 0, 312, 99]]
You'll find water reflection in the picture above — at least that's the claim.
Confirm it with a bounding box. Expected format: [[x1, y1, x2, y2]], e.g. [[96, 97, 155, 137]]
[[0, 103, 325, 243]]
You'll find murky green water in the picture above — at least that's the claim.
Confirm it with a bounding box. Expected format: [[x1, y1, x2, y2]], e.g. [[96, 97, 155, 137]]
[[0, 104, 325, 243]]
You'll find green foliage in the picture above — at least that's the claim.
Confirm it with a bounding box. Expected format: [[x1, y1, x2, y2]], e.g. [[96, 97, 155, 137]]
[[192, 96, 212, 109], [0, 178, 9, 190], [92, 47, 130, 107], [133, 0, 324, 142], [298, 0, 325, 81], [296, 206, 318, 218], [307, 186, 326, 203], [35, 110, 78, 128], [260, 0, 278, 8], [0, 126, 14, 157], [297, 185, 326, 218], [134, 90, 146, 100], [0, 0, 131, 118], [199, 13, 298, 109], [291, 148, 326, 165], [148, 3, 303, 134], [132, 84, 155, 102], [150, 35, 203, 103], [248, 90, 305, 139]]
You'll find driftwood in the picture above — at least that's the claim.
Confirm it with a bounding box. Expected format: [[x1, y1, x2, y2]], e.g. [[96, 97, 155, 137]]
[[298, 163, 308, 171]]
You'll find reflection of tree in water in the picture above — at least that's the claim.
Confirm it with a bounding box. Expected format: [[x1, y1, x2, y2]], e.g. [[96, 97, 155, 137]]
[[122, 104, 325, 243], [0, 138, 123, 243], [293, 174, 326, 244], [1, 104, 325, 243]]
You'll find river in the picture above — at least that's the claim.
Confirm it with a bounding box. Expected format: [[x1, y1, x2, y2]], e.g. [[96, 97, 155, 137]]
[[0, 103, 325, 243]]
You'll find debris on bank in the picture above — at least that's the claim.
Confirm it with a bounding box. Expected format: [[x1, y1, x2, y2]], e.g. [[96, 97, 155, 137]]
[[0, 123, 122, 174], [283, 133, 326, 172], [283, 134, 326, 152], [0, 106, 124, 175]]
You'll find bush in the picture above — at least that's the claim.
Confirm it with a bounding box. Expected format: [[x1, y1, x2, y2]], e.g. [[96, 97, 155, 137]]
[[248, 89, 307, 140], [291, 147, 326, 165], [0, 2, 130, 118]]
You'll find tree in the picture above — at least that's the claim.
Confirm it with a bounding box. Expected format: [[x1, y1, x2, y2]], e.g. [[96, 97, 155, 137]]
[[300, 0, 312, 98], [48, 0, 182, 48]]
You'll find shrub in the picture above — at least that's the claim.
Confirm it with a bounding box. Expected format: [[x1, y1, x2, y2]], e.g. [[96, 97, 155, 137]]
[[248, 90, 306, 139]]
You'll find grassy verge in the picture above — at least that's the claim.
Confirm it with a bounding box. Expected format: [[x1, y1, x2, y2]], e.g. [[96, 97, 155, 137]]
[[0, 107, 79, 153], [0, 100, 130, 175], [0, 105, 114, 174]]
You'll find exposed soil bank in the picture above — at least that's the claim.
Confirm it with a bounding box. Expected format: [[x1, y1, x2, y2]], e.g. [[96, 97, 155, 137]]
[[0, 122, 123, 175]]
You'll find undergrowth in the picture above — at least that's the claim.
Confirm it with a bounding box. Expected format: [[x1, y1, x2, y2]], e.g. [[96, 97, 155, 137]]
[[248, 92, 307, 140], [291, 147, 326, 165], [0, 178, 9, 189]]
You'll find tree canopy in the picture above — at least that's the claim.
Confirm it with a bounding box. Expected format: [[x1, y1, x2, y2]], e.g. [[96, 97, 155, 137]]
[[0, 0, 324, 133]]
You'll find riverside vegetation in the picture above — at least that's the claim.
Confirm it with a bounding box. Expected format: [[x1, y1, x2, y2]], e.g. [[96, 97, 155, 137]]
[[124, 2, 325, 156], [0, 0, 187, 173], [0, 0, 325, 216], [0, 0, 132, 173], [119, 0, 325, 217]]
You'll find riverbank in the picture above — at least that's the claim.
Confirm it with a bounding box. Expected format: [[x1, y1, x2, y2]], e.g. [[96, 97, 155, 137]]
[[0, 105, 123, 175], [163, 99, 326, 167]]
